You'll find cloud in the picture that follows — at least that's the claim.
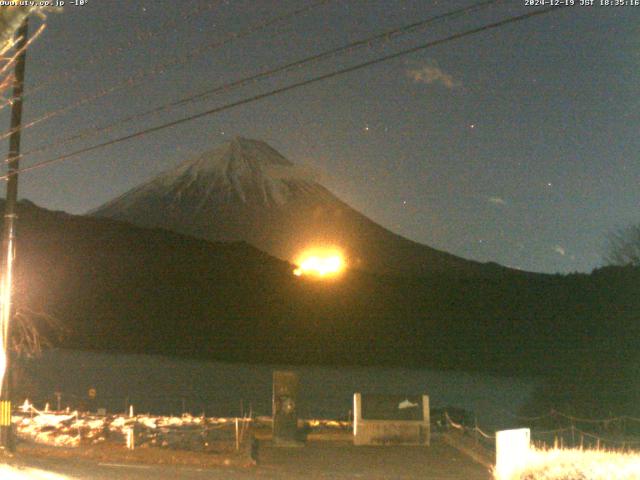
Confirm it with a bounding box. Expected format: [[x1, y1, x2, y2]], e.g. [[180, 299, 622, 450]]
[[553, 245, 566, 256], [488, 197, 506, 206], [407, 65, 461, 89]]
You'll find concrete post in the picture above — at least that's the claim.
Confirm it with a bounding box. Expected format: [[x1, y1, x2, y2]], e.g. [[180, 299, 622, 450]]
[[495, 428, 530, 480]]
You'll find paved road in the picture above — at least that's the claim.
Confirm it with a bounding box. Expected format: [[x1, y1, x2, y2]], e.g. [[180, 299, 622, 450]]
[[8, 439, 492, 479]]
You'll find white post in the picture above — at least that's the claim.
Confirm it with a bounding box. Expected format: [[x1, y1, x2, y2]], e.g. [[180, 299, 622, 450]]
[[129, 405, 134, 418], [422, 395, 430, 446], [495, 428, 530, 480], [126, 427, 135, 450], [235, 418, 240, 450], [353, 393, 361, 437]]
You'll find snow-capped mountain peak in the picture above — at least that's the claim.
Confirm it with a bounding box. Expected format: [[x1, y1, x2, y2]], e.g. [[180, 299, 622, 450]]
[[133, 137, 319, 208], [180, 136, 294, 179], [91, 137, 496, 276]]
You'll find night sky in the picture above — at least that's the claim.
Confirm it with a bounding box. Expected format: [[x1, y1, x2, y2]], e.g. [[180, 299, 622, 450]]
[[2, 0, 639, 274]]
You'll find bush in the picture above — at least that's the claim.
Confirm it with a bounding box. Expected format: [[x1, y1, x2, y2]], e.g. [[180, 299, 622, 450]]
[[495, 447, 640, 480]]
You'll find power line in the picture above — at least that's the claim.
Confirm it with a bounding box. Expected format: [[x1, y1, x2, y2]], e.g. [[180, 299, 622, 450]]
[[1, 5, 566, 181], [13, 0, 503, 163], [0, 0, 333, 141], [0, 1, 229, 112], [0, 23, 45, 81], [168, 0, 503, 108]]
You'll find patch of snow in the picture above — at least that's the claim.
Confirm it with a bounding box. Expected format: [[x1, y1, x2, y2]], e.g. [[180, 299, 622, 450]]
[[137, 415, 157, 430], [110, 417, 126, 428], [161, 416, 184, 427], [84, 419, 105, 430], [398, 399, 419, 410], [32, 414, 74, 427]]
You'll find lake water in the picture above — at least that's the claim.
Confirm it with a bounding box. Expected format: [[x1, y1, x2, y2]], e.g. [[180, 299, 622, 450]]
[[18, 349, 539, 432]]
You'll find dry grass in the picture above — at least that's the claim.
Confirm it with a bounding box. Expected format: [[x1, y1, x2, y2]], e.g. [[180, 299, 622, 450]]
[[495, 447, 640, 480]]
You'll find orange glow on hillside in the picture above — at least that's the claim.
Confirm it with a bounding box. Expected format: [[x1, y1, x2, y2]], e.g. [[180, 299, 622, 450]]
[[293, 248, 345, 278]]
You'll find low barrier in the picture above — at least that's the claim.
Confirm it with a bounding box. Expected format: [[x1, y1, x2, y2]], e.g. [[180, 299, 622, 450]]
[[443, 411, 640, 479], [353, 393, 430, 446], [14, 403, 252, 453], [442, 412, 494, 468]]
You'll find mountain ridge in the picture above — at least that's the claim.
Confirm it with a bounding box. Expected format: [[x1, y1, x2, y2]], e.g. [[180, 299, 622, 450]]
[[91, 137, 521, 278], [5, 198, 639, 379]]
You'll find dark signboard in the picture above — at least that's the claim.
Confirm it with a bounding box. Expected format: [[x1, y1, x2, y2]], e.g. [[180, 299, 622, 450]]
[[272, 371, 299, 444], [361, 394, 424, 421]]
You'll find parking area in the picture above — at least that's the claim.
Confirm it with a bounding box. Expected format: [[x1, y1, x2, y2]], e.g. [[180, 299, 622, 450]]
[[8, 437, 492, 479]]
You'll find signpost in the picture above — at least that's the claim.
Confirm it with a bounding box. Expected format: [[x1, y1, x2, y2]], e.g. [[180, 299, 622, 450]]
[[353, 393, 430, 446], [272, 370, 301, 446]]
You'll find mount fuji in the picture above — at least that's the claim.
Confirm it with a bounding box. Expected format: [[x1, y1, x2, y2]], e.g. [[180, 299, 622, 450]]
[[91, 137, 507, 277]]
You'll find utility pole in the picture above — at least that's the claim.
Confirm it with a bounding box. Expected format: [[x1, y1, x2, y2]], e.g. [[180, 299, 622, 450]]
[[0, 16, 28, 452]]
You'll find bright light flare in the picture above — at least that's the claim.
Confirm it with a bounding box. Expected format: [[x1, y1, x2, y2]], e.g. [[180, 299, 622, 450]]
[[293, 249, 345, 278], [495, 447, 640, 480], [0, 236, 14, 398], [0, 465, 74, 479]]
